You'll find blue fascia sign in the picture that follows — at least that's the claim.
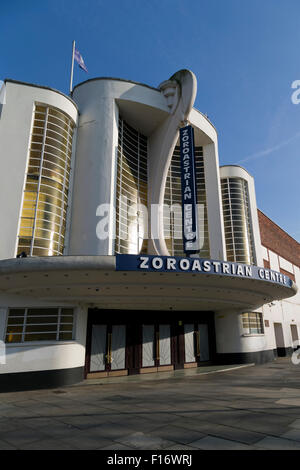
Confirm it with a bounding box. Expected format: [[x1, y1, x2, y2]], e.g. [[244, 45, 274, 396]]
[[180, 125, 199, 254], [115, 254, 294, 288]]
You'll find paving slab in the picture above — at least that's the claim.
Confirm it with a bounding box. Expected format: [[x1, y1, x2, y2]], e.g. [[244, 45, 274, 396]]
[[54, 413, 114, 430], [116, 431, 176, 450], [149, 424, 205, 444], [280, 429, 300, 442], [177, 421, 264, 445], [254, 436, 300, 450], [100, 443, 136, 450], [0, 418, 24, 432], [138, 412, 181, 425], [0, 439, 17, 450], [164, 444, 200, 450], [18, 416, 68, 430], [188, 435, 253, 450], [0, 427, 50, 447], [59, 433, 114, 450], [82, 422, 138, 440], [19, 438, 78, 450], [289, 419, 300, 429]]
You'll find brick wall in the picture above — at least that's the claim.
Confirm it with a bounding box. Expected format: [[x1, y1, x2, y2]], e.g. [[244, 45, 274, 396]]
[[280, 267, 296, 283], [258, 209, 300, 268]]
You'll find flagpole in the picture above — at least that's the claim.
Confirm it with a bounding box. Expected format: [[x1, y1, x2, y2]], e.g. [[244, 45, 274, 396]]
[[69, 40, 75, 95]]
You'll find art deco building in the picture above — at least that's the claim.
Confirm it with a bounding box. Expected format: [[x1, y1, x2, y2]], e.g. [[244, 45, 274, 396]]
[[0, 70, 298, 391]]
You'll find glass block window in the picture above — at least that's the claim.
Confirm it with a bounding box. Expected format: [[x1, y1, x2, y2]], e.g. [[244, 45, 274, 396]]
[[5, 308, 74, 343], [164, 144, 210, 257], [221, 177, 255, 264], [242, 312, 264, 334], [115, 117, 148, 254], [17, 104, 75, 257]]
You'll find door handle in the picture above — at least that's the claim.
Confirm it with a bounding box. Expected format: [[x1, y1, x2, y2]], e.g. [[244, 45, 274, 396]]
[[106, 333, 112, 364], [195, 330, 200, 357], [156, 331, 160, 361]]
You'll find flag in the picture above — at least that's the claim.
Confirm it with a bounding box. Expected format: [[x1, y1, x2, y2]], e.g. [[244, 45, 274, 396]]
[[74, 48, 88, 72]]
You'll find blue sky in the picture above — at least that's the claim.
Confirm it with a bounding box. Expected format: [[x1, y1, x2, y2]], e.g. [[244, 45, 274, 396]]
[[2, 0, 300, 241]]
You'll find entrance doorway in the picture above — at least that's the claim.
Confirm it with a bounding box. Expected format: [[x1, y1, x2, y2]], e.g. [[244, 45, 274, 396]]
[[89, 323, 127, 376], [85, 310, 215, 378], [141, 323, 172, 373], [274, 322, 286, 357], [184, 323, 210, 366], [291, 324, 299, 350]]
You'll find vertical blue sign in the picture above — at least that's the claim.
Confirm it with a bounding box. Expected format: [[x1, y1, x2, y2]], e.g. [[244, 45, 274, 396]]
[[179, 125, 199, 254]]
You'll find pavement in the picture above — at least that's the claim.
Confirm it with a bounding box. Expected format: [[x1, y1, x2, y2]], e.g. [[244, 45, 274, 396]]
[[1, 357, 300, 449]]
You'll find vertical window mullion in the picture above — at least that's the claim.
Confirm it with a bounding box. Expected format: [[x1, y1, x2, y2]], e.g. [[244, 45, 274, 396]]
[[22, 309, 28, 342], [170, 165, 174, 256], [57, 122, 70, 254], [226, 178, 236, 261], [30, 106, 49, 255], [57, 307, 61, 341], [117, 119, 123, 254], [244, 181, 255, 265], [70, 310, 75, 341], [241, 181, 250, 264]]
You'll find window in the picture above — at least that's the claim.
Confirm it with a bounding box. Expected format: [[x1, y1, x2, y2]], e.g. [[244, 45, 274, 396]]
[[115, 117, 148, 255], [17, 104, 75, 257], [221, 177, 255, 265], [164, 144, 210, 257], [5, 308, 74, 343], [242, 312, 264, 334]]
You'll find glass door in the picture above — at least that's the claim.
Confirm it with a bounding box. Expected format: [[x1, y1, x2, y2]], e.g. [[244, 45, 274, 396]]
[[184, 322, 210, 366], [184, 324, 195, 363], [110, 325, 126, 370], [90, 325, 107, 372], [141, 323, 172, 372], [89, 323, 127, 376], [159, 324, 171, 366], [198, 324, 210, 361], [142, 324, 155, 368]]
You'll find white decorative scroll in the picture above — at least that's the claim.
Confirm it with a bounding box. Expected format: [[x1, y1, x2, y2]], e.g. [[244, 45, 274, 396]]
[[148, 69, 197, 256]]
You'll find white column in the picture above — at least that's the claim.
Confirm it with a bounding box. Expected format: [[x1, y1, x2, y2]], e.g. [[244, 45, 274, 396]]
[[68, 82, 119, 255], [203, 143, 226, 260]]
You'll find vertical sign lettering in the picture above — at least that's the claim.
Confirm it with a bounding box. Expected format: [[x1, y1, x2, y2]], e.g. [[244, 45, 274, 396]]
[[179, 125, 199, 254]]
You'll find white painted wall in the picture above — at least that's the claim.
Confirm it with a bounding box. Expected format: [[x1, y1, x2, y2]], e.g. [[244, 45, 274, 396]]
[[214, 239, 299, 356], [0, 296, 87, 374], [217, 246, 300, 357], [262, 248, 300, 352], [215, 309, 268, 354]]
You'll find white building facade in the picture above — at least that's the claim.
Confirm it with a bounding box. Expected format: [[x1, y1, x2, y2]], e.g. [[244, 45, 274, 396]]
[[0, 70, 298, 391]]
